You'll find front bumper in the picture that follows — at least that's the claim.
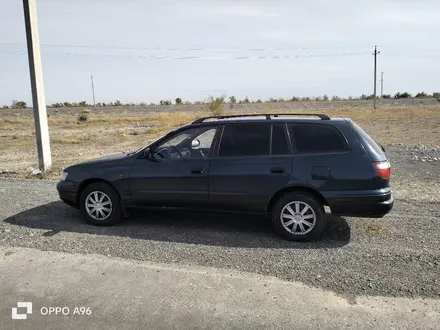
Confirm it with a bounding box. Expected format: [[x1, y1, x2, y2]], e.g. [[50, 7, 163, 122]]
[[323, 188, 394, 218], [57, 180, 79, 208]]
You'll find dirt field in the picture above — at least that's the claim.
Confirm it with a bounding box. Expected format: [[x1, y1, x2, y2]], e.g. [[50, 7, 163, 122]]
[[0, 105, 439, 180]]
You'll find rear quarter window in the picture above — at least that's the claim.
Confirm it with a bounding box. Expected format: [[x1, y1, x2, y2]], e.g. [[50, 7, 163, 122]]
[[289, 123, 349, 154], [351, 122, 385, 156]]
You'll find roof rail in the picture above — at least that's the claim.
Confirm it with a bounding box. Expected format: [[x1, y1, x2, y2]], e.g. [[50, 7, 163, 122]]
[[192, 113, 330, 124]]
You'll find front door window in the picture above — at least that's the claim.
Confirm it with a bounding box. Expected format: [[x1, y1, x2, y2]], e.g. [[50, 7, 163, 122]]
[[153, 127, 218, 160]]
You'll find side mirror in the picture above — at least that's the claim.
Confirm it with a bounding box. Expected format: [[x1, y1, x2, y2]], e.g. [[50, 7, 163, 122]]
[[191, 139, 201, 149], [143, 147, 152, 158]]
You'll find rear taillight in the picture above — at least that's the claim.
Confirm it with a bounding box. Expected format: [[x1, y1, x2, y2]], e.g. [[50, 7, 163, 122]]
[[373, 161, 391, 179]]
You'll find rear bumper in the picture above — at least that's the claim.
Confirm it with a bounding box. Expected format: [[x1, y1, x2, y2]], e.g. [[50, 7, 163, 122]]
[[57, 180, 79, 208], [322, 188, 394, 218]]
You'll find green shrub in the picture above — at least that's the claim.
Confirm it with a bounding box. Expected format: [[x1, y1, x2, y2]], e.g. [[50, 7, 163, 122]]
[[77, 113, 89, 122], [206, 95, 225, 116]]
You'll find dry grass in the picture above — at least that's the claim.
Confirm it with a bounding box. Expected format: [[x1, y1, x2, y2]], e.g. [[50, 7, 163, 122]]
[[52, 137, 91, 144], [364, 224, 388, 235], [0, 106, 439, 179]]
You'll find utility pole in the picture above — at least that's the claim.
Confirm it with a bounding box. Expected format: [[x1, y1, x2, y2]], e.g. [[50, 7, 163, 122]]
[[373, 45, 380, 109], [23, 0, 51, 171], [380, 72, 384, 97], [91, 75, 96, 107]]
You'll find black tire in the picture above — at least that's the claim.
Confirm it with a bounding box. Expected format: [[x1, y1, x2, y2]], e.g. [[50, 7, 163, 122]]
[[271, 192, 327, 242], [79, 182, 123, 226]]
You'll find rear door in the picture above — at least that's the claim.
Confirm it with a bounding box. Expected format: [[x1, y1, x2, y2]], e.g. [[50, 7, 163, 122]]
[[209, 122, 292, 213], [287, 121, 384, 191]]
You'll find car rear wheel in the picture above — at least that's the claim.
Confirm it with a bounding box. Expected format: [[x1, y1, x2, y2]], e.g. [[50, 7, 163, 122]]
[[80, 182, 122, 226], [272, 192, 327, 242]]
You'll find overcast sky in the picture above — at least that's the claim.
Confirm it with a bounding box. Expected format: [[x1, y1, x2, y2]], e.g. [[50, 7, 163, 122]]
[[0, 0, 439, 105]]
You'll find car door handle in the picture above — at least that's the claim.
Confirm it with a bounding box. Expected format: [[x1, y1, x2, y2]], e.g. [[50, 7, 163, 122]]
[[191, 168, 205, 175], [270, 167, 284, 174]]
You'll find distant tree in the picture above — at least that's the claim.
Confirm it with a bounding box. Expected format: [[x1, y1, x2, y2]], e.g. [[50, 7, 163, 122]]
[[114, 100, 122, 106], [149, 102, 156, 106], [2, 105, 9, 109], [291, 96, 300, 102], [12, 100, 27, 109], [323, 94, 329, 101], [433, 92, 440, 99], [175, 97, 182, 105], [365, 94, 375, 100], [301, 97, 311, 101], [256, 99, 262, 103], [63, 102, 72, 107], [332, 95, 341, 101], [360, 94, 368, 100], [415, 92, 427, 98], [102, 103, 107, 106], [243, 96, 250, 103], [382, 94, 391, 99], [229, 96, 237, 104], [269, 98, 277, 103], [315, 96, 322, 101]]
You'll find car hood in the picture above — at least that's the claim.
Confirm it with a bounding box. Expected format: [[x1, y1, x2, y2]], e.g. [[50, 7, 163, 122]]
[[66, 153, 134, 170], [81, 153, 129, 164]]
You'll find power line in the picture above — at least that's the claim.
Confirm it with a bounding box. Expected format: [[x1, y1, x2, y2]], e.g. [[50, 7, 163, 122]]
[[0, 49, 370, 60], [0, 42, 374, 52], [2, 42, 440, 53]]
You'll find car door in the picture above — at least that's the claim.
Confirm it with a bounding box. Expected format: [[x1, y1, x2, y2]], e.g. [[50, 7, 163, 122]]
[[209, 122, 292, 213], [129, 125, 219, 208]]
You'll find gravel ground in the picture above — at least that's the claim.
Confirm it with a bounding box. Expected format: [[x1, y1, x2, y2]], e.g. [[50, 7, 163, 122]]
[[0, 145, 439, 300]]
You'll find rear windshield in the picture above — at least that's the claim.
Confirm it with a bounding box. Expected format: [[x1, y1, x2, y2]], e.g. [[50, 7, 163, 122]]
[[352, 122, 384, 155]]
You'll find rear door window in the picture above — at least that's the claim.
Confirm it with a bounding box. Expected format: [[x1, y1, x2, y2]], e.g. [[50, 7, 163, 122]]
[[289, 124, 348, 154], [218, 123, 270, 157]]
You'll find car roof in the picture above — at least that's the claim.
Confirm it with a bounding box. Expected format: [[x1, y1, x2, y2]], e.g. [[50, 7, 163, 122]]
[[170, 115, 350, 133]]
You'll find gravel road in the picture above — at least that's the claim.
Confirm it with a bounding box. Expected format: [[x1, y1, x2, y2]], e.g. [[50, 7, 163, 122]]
[[1, 146, 439, 300]]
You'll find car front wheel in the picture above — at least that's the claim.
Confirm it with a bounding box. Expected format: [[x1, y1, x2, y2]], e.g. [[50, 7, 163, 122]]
[[79, 182, 122, 226], [272, 192, 327, 242]]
